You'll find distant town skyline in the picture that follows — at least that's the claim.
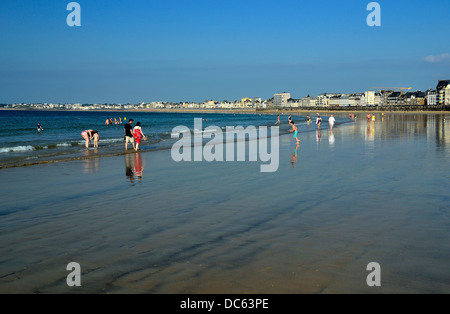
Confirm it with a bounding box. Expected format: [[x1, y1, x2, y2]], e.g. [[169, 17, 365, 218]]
[[1, 0, 449, 104]]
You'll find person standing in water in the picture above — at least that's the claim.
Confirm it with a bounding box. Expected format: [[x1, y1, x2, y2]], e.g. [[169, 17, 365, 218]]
[[124, 119, 135, 151], [93, 132, 99, 148], [133, 122, 147, 151], [81, 130, 98, 148], [306, 115, 311, 127], [289, 120, 300, 144], [316, 115, 322, 129], [37, 123, 44, 132], [328, 115, 335, 131]]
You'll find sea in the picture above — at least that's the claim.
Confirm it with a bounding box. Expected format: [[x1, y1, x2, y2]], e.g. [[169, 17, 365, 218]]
[[0, 110, 337, 168]]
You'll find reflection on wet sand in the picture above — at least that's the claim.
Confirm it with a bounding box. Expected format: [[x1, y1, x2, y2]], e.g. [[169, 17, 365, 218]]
[[329, 130, 335, 146], [290, 143, 299, 168], [125, 152, 146, 183], [82, 149, 99, 174]]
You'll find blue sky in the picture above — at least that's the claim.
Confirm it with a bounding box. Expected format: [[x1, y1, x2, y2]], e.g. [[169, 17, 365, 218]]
[[1, 0, 449, 103]]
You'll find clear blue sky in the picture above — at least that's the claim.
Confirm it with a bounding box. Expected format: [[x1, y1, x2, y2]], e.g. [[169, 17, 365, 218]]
[[1, 0, 449, 103]]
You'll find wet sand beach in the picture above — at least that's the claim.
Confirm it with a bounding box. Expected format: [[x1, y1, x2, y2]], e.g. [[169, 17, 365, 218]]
[[0, 113, 449, 293]]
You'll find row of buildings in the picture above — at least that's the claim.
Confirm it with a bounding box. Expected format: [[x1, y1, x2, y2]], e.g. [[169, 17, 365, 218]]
[[272, 80, 450, 108], [4, 80, 449, 111]]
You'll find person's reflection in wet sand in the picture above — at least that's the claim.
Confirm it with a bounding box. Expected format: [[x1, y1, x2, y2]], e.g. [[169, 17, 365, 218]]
[[125, 153, 135, 183], [329, 129, 335, 146], [134, 152, 144, 180], [290, 142, 299, 168], [316, 129, 322, 143], [82, 149, 99, 174]]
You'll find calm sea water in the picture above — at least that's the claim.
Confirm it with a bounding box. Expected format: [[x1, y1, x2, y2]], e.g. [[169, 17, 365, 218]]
[[0, 110, 343, 168]]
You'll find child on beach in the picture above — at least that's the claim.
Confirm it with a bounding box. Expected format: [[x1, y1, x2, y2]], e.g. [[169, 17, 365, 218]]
[[93, 132, 99, 148], [289, 120, 300, 144]]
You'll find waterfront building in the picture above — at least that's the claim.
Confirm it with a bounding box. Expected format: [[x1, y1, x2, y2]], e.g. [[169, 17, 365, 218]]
[[364, 91, 376, 106], [273, 92, 291, 108], [426, 89, 437, 106], [436, 80, 450, 107]]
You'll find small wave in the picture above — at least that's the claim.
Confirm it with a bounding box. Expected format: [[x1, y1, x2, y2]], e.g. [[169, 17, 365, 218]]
[[99, 138, 123, 144], [0, 145, 36, 153], [56, 143, 73, 147]]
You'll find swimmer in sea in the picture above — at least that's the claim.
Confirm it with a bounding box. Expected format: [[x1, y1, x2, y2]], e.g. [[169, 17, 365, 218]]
[[37, 123, 44, 132]]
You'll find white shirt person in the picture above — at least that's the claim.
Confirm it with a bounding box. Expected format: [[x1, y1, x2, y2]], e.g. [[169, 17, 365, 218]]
[[328, 115, 336, 130]]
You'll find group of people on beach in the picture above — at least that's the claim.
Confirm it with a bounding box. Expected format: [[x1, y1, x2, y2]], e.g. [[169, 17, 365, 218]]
[[283, 113, 336, 145], [279, 112, 340, 151], [123, 119, 147, 151], [366, 113, 376, 122], [81, 129, 100, 148], [80, 118, 146, 150]]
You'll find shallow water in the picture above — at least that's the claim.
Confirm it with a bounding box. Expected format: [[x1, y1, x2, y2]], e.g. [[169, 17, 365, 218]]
[[0, 110, 321, 168], [0, 113, 449, 293]]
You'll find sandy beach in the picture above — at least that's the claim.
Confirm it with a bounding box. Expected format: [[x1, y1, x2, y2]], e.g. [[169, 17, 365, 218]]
[[0, 113, 449, 293]]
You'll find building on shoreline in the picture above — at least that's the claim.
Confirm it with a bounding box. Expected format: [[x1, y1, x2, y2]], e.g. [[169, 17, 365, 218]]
[[273, 92, 291, 108]]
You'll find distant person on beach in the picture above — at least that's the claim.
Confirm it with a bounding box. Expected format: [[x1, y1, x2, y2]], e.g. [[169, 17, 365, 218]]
[[133, 122, 147, 151], [37, 123, 44, 132], [81, 130, 98, 148], [105, 119, 109, 125], [288, 114, 292, 124], [124, 119, 135, 151], [316, 116, 322, 129], [289, 120, 300, 144], [366, 113, 371, 121], [306, 115, 311, 127], [276, 114, 280, 125], [328, 115, 335, 131], [372, 114, 376, 122]]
